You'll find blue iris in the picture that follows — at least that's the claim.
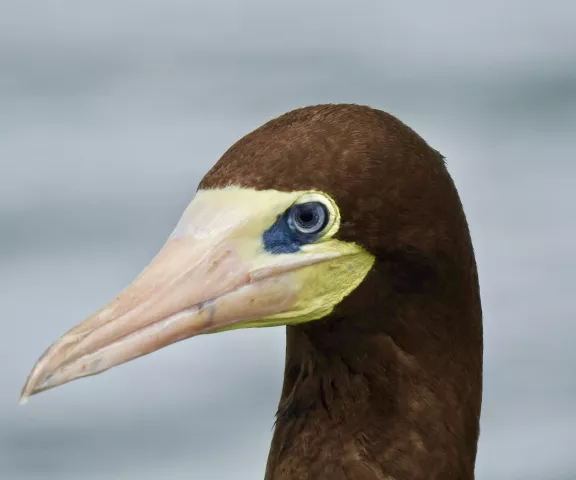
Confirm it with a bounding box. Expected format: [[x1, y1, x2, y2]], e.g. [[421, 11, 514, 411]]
[[262, 202, 329, 254]]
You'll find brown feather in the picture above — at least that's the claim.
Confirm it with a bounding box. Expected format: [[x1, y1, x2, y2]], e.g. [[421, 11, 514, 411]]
[[200, 104, 483, 480]]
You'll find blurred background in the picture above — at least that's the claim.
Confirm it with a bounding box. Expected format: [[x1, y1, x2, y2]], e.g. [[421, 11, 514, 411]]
[[1, 1, 575, 479]]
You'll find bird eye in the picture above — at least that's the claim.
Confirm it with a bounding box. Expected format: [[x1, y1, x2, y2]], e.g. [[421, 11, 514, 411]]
[[288, 202, 329, 236]]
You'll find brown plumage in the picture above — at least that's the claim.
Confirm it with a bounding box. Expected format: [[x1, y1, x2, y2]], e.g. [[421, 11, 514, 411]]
[[201, 104, 483, 479]]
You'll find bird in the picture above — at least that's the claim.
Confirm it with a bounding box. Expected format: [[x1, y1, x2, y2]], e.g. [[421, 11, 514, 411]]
[[21, 104, 483, 479]]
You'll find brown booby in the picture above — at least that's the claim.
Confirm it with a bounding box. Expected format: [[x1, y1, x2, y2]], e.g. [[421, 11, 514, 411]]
[[21, 104, 483, 479]]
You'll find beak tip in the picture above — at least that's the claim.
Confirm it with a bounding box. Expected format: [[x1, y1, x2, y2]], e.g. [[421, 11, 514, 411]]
[[19, 379, 34, 404], [19, 380, 34, 405], [20, 366, 44, 405]]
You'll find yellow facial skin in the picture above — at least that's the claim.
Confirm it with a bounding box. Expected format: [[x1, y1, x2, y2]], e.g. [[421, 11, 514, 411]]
[[20, 187, 375, 402]]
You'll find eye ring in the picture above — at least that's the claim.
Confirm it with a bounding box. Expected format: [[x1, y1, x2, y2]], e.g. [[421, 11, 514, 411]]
[[287, 202, 329, 236]]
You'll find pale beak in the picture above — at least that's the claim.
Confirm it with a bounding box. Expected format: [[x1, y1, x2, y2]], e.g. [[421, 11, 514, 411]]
[[20, 190, 340, 403]]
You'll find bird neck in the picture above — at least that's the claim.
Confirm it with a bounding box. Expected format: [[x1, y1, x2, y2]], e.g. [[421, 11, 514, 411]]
[[265, 278, 482, 480]]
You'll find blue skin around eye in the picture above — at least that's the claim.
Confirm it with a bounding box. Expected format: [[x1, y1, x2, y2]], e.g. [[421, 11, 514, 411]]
[[262, 213, 317, 254]]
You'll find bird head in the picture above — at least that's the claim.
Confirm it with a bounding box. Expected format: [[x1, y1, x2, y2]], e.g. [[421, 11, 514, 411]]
[[21, 104, 472, 402]]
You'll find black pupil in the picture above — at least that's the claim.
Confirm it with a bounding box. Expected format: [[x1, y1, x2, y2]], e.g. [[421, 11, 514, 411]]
[[298, 209, 315, 225], [291, 202, 327, 234]]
